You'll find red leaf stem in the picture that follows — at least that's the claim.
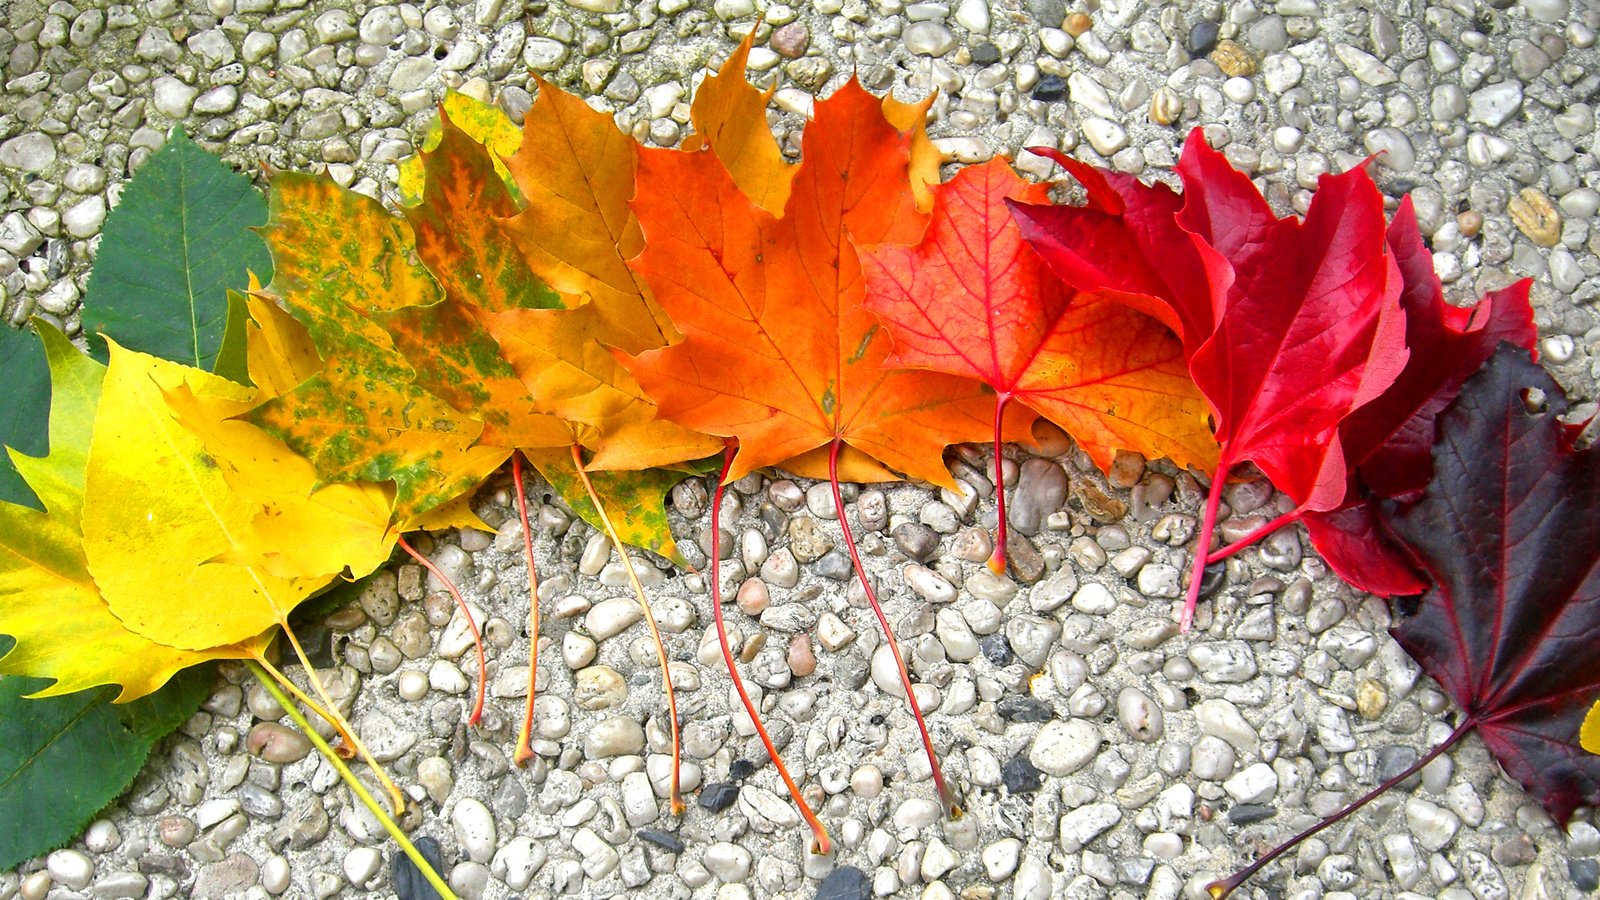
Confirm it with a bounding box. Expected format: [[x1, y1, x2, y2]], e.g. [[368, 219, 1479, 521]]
[[398, 533, 486, 725], [829, 437, 956, 815]]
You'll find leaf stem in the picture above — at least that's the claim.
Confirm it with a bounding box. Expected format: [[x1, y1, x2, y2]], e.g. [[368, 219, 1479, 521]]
[[710, 443, 832, 854], [986, 393, 1012, 576], [398, 534, 486, 725], [246, 660, 460, 900], [252, 642, 404, 813], [1208, 509, 1303, 563], [1207, 718, 1476, 899], [1181, 459, 1231, 632], [511, 452, 542, 767], [569, 443, 684, 815], [829, 436, 956, 817]]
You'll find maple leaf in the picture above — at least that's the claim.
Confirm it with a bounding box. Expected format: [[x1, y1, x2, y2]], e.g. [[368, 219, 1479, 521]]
[[396, 90, 525, 208], [683, 34, 795, 216], [377, 112, 572, 452], [1586, 702, 1600, 755], [1016, 132, 1406, 628], [623, 78, 1032, 825], [622, 79, 1027, 489], [0, 324, 262, 701], [248, 172, 504, 525], [497, 78, 676, 355], [1383, 347, 1600, 824], [83, 342, 336, 651], [1293, 197, 1535, 596], [1211, 347, 1600, 896], [1008, 139, 1228, 357], [1206, 196, 1537, 598], [859, 158, 1215, 570]]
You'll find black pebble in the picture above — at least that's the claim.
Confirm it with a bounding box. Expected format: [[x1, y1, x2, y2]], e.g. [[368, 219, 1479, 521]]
[[638, 829, 685, 854], [1570, 858, 1599, 893], [730, 758, 757, 781], [698, 782, 740, 812], [980, 633, 1013, 666], [816, 866, 872, 900], [1197, 561, 1227, 599], [1188, 20, 1220, 56], [996, 696, 1052, 723], [1227, 803, 1277, 825], [1031, 74, 1067, 102], [392, 836, 444, 900], [1001, 755, 1044, 794], [971, 42, 1001, 65]]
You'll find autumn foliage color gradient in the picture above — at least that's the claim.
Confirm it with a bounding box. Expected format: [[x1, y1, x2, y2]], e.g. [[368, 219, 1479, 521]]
[[0, 38, 1597, 895]]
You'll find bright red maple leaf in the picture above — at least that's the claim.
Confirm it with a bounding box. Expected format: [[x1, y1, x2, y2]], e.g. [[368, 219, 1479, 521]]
[[1232, 197, 1535, 597], [1016, 131, 1408, 628]]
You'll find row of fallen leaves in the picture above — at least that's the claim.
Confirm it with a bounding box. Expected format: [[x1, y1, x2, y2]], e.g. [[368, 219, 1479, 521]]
[[1, 35, 1597, 895]]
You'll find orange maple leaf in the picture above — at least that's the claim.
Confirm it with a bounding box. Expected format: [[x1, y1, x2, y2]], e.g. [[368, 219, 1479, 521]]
[[621, 79, 1029, 490]]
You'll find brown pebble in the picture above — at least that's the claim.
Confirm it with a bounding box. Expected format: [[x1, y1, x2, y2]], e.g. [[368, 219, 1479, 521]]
[[1457, 209, 1484, 239], [771, 22, 809, 58], [246, 721, 314, 764], [788, 634, 817, 677], [1063, 11, 1092, 36], [1508, 187, 1561, 248], [736, 578, 771, 615], [1072, 479, 1129, 523], [1107, 451, 1145, 490], [324, 605, 366, 630], [1210, 39, 1257, 77], [740, 631, 766, 663], [158, 816, 197, 848]]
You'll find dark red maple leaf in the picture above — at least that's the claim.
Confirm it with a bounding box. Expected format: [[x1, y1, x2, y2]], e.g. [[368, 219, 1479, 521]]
[[1384, 346, 1599, 824], [1211, 347, 1600, 897]]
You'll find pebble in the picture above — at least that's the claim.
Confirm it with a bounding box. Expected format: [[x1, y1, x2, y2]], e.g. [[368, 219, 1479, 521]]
[[451, 798, 497, 864], [1028, 720, 1100, 776], [1001, 755, 1044, 793], [584, 716, 645, 758], [904, 22, 956, 56], [703, 842, 753, 882], [1334, 43, 1397, 85], [1406, 797, 1462, 851], [1058, 803, 1121, 851], [0, 133, 57, 173], [816, 866, 871, 900], [47, 850, 93, 891], [699, 782, 739, 812], [1082, 118, 1130, 156], [247, 722, 313, 764], [1116, 687, 1163, 741], [1469, 81, 1524, 127], [1508, 188, 1562, 248], [1010, 459, 1068, 534]]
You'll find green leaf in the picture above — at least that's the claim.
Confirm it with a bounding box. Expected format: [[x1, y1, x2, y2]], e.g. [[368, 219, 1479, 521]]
[[81, 125, 272, 371], [0, 321, 49, 510], [0, 659, 212, 870], [212, 290, 252, 385]]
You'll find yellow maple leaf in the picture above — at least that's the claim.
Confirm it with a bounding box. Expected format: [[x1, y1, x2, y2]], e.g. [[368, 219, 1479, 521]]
[[0, 323, 263, 701], [1584, 700, 1600, 755], [82, 342, 334, 651]]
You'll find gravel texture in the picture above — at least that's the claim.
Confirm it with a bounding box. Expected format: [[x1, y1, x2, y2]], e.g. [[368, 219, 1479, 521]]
[[3, 0, 1599, 898]]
